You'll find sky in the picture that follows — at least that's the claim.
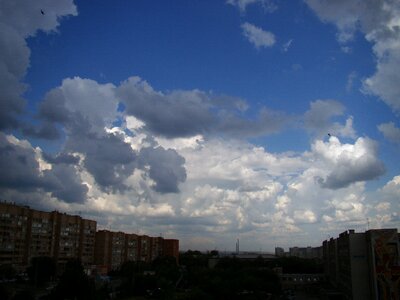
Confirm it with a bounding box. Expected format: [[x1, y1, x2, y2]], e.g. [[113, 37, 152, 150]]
[[0, 0, 399, 252]]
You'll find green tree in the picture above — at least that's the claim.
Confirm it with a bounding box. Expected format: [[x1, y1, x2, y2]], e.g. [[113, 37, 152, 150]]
[[51, 259, 94, 300], [27, 256, 56, 286], [0, 264, 16, 280]]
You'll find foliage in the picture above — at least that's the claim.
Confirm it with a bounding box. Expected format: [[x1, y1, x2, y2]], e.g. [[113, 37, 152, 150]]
[[178, 253, 281, 299], [0, 264, 17, 280], [271, 257, 323, 274], [50, 259, 95, 300], [27, 256, 56, 286], [11, 290, 34, 300]]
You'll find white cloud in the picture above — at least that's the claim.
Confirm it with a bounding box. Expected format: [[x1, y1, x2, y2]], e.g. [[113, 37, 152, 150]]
[[282, 39, 293, 52], [375, 202, 390, 212], [306, 0, 400, 113], [0, 0, 77, 129], [293, 210, 317, 223], [241, 22, 276, 49], [346, 71, 357, 92], [304, 100, 356, 138], [313, 136, 385, 189], [117, 76, 289, 138], [379, 175, 400, 198], [2, 125, 390, 250], [378, 122, 400, 144], [55, 77, 118, 133], [227, 0, 277, 13]]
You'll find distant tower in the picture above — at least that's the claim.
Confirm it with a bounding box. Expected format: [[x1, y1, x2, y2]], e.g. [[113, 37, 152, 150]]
[[236, 239, 240, 254]]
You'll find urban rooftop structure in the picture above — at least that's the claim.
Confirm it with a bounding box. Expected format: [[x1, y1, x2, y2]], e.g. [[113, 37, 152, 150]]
[[0, 201, 179, 273]]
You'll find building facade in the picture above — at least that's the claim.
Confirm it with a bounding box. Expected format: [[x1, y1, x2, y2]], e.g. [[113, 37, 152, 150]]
[[0, 202, 96, 270], [323, 228, 400, 300], [94, 230, 180, 272], [163, 239, 179, 262], [289, 246, 322, 259], [1, 202, 180, 273], [275, 247, 284, 257]]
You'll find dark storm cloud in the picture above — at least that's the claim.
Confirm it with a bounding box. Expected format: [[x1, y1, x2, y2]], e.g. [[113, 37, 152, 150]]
[[0, 132, 87, 203], [117, 76, 290, 139], [38, 89, 71, 124], [65, 118, 137, 192], [0, 133, 44, 190], [117, 77, 216, 138], [43, 164, 87, 203], [35, 79, 189, 194], [42, 152, 80, 165], [138, 146, 187, 193], [22, 122, 61, 140]]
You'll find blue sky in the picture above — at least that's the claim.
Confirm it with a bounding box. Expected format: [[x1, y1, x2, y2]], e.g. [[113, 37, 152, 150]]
[[1, 0, 399, 251]]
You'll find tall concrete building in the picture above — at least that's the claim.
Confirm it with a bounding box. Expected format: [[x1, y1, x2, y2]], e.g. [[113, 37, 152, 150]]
[[125, 233, 139, 262], [275, 247, 284, 257], [0, 202, 96, 270], [288, 246, 322, 259], [163, 239, 179, 262], [323, 228, 400, 300], [94, 230, 180, 272], [1, 202, 180, 273], [94, 230, 126, 270], [0, 203, 31, 268]]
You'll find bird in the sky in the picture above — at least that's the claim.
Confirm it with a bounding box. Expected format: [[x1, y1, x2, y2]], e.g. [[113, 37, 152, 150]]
[[41, 9, 45, 15]]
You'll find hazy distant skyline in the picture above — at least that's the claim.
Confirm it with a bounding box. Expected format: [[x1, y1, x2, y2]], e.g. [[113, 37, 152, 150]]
[[0, 0, 399, 251]]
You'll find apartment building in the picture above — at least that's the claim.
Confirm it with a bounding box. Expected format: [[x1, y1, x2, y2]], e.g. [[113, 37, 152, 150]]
[[125, 233, 139, 262], [163, 239, 179, 262], [94, 230, 180, 272], [275, 247, 284, 257], [0, 202, 96, 270], [322, 228, 400, 300], [289, 246, 322, 259], [0, 203, 31, 267], [1, 202, 180, 273]]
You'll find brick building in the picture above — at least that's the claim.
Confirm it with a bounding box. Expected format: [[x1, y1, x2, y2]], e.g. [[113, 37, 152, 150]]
[[163, 239, 179, 262], [1, 202, 180, 273], [94, 230, 180, 272], [0, 202, 96, 270]]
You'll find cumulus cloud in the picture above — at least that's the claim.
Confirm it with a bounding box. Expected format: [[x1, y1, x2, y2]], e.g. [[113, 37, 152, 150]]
[[293, 210, 317, 224], [42, 152, 80, 165], [1, 126, 389, 249], [305, 0, 400, 113], [40, 77, 118, 132], [378, 122, 400, 144], [138, 146, 187, 193], [227, 0, 277, 13], [241, 22, 276, 49], [33, 77, 189, 194], [314, 136, 385, 189], [117, 76, 289, 138], [304, 100, 356, 138], [117, 77, 215, 138], [0, 133, 87, 203], [1, 0, 396, 251], [0, 0, 77, 129], [379, 175, 400, 199]]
